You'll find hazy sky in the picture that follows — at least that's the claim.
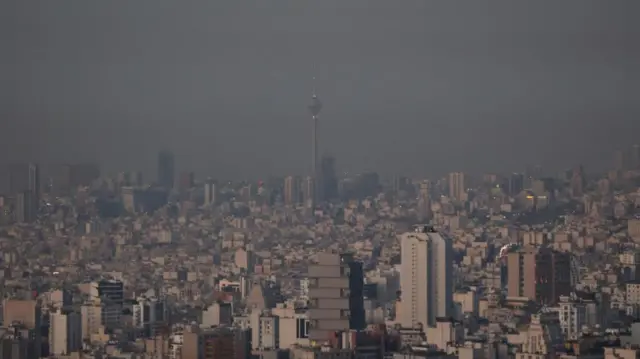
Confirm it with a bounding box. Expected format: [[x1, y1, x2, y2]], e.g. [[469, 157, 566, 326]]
[[1, 1, 639, 180]]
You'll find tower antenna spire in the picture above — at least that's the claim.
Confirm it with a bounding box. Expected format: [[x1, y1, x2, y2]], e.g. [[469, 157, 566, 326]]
[[312, 63, 317, 98]]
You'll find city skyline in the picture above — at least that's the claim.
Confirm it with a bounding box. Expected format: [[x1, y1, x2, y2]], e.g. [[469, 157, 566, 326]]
[[4, 2, 640, 358]]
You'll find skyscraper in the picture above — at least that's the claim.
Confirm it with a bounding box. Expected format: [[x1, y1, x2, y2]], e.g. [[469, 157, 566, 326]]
[[92, 279, 124, 331], [508, 172, 524, 196], [27, 163, 40, 202], [15, 191, 37, 223], [157, 150, 175, 189], [400, 225, 453, 329], [307, 252, 365, 343], [49, 309, 82, 356], [448, 172, 466, 201], [320, 155, 338, 202], [0, 163, 40, 199], [204, 179, 218, 206], [302, 176, 315, 209], [283, 176, 300, 206], [308, 78, 322, 209]]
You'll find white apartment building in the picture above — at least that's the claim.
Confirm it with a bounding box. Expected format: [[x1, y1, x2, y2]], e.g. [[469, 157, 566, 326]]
[[556, 293, 587, 340], [400, 225, 453, 329]]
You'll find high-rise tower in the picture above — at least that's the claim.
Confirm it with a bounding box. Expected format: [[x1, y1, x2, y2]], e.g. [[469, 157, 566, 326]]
[[157, 150, 175, 189], [400, 225, 453, 329], [308, 77, 322, 209], [307, 252, 365, 343]]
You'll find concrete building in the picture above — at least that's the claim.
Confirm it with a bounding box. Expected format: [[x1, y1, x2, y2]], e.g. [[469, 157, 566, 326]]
[[307, 252, 365, 343], [400, 225, 453, 329], [91, 279, 124, 331], [132, 293, 167, 336], [182, 326, 248, 359], [272, 303, 310, 349], [556, 293, 587, 340], [14, 191, 37, 223], [80, 300, 102, 341], [448, 172, 466, 202], [1, 299, 42, 358], [49, 309, 82, 356], [204, 179, 218, 206], [202, 302, 233, 328], [506, 247, 571, 305], [284, 176, 300, 206], [2, 299, 40, 329]]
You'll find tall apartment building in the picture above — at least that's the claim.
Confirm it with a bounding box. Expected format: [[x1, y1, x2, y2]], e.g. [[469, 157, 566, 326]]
[[157, 150, 175, 189], [81, 300, 102, 341], [49, 309, 82, 356], [448, 172, 466, 201], [506, 247, 571, 305], [400, 225, 453, 329], [283, 176, 300, 206], [204, 179, 218, 206], [302, 176, 315, 209], [91, 280, 124, 331], [132, 294, 167, 337], [320, 155, 338, 202], [15, 191, 37, 223], [556, 294, 587, 340], [307, 252, 365, 343]]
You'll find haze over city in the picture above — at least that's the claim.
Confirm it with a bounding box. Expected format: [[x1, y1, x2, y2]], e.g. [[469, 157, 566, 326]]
[[5, 2, 640, 359], [2, 1, 639, 179]]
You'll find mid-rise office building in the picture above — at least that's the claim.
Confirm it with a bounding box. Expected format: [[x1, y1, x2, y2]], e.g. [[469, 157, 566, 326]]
[[91, 280, 124, 331], [506, 247, 572, 305], [181, 326, 249, 359]]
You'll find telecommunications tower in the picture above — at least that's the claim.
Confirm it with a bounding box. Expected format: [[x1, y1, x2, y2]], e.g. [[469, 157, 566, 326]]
[[308, 75, 322, 209]]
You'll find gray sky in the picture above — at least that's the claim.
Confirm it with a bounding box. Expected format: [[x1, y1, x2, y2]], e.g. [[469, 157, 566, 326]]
[[1, 1, 639, 179]]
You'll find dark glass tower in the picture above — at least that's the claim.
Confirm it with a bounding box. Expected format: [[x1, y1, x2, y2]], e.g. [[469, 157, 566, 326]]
[[320, 155, 338, 202], [157, 150, 175, 189], [96, 279, 124, 331]]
